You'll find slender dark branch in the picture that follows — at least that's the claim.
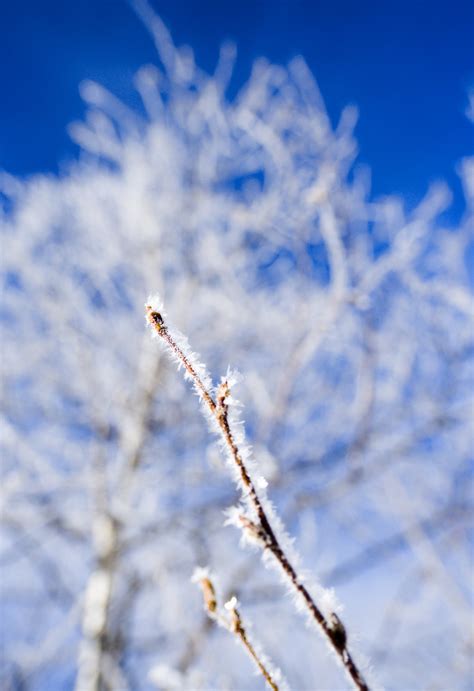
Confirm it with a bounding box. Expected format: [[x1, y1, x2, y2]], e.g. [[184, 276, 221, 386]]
[[146, 304, 370, 691]]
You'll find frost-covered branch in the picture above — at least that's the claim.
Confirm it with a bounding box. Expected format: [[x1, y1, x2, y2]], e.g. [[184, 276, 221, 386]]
[[146, 298, 370, 691], [193, 569, 283, 691]]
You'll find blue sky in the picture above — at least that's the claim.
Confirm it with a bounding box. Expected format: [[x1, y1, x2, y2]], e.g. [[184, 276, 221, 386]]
[[0, 0, 472, 218]]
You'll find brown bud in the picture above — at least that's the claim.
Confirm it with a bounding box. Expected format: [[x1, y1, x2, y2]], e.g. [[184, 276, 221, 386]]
[[328, 612, 347, 652], [199, 577, 217, 613], [146, 305, 165, 331]]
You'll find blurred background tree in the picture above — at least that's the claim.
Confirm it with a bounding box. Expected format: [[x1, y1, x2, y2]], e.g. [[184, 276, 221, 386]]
[[1, 6, 473, 690]]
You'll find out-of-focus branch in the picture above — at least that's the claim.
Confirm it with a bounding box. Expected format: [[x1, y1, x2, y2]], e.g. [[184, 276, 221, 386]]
[[260, 204, 348, 449], [288, 411, 463, 513], [320, 502, 472, 586], [74, 512, 124, 691]]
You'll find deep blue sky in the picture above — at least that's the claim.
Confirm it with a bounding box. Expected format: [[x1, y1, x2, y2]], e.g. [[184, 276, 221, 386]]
[[0, 0, 473, 217]]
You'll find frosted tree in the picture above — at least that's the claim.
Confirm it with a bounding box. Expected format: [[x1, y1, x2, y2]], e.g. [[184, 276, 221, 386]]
[[1, 4, 473, 690]]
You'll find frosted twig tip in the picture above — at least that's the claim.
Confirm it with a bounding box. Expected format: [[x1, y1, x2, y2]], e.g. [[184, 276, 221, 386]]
[[145, 294, 167, 330]]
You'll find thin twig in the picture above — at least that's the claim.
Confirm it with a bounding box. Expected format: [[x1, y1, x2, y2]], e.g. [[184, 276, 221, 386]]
[[193, 570, 280, 691], [146, 302, 370, 691]]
